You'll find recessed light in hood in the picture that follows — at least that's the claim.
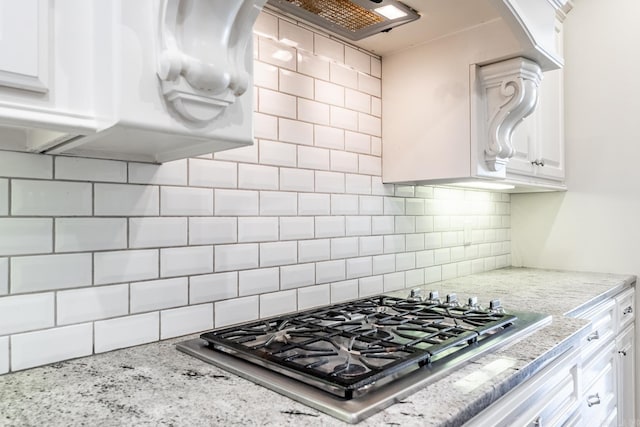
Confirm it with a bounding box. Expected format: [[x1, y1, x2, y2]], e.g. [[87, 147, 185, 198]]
[[266, 0, 420, 41]]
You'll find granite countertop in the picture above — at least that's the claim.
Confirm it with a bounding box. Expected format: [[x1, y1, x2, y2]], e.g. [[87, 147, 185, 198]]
[[0, 268, 635, 427]]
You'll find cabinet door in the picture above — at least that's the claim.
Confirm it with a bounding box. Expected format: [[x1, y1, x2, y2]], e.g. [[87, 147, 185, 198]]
[[506, 110, 537, 177], [534, 67, 565, 181], [0, 0, 50, 93], [616, 324, 635, 427]]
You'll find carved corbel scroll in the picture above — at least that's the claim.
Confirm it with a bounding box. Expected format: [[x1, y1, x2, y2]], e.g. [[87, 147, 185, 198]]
[[157, 0, 266, 124], [478, 57, 542, 172]]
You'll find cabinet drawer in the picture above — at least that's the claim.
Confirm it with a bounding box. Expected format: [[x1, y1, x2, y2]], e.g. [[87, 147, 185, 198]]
[[582, 341, 615, 390], [581, 343, 617, 427], [616, 288, 635, 333], [580, 299, 615, 359]]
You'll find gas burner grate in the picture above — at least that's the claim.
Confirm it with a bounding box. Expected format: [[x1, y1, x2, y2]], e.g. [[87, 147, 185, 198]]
[[201, 295, 517, 399]]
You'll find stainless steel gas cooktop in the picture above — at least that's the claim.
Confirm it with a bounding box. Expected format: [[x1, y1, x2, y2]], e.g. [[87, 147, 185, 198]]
[[177, 290, 551, 423]]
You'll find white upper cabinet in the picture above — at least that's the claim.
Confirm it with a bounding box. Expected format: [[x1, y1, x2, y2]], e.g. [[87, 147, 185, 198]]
[[0, 0, 266, 163], [382, 0, 573, 192]]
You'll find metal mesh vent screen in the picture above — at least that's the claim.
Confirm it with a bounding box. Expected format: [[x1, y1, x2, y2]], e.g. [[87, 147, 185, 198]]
[[286, 0, 384, 32]]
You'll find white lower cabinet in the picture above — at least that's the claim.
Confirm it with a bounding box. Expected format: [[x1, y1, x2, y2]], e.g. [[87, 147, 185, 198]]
[[466, 286, 635, 427]]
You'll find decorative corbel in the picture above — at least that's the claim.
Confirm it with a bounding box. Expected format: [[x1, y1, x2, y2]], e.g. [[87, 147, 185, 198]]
[[478, 57, 543, 172], [157, 0, 266, 124]]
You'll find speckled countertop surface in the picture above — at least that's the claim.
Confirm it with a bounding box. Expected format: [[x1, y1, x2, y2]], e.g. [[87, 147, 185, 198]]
[[0, 268, 635, 427]]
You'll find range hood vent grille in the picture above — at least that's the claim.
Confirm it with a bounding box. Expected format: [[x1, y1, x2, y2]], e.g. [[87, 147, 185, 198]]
[[267, 0, 420, 41]]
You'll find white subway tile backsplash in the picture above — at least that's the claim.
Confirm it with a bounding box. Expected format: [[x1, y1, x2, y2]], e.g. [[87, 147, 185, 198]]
[[359, 275, 383, 297], [0, 179, 7, 215], [11, 323, 92, 371], [345, 174, 371, 195], [254, 61, 278, 90], [189, 159, 237, 188], [406, 234, 426, 251], [406, 199, 425, 215], [94, 250, 158, 285], [0, 337, 7, 374], [345, 132, 370, 154], [316, 259, 345, 284], [161, 186, 213, 216], [215, 244, 258, 272], [130, 217, 187, 248], [57, 284, 128, 325], [298, 51, 330, 80], [0, 258, 7, 295], [239, 267, 279, 296], [383, 197, 405, 215], [94, 312, 159, 353], [55, 157, 126, 183], [358, 73, 381, 97], [315, 216, 345, 238], [315, 171, 345, 194], [160, 304, 213, 339], [384, 272, 405, 292], [215, 189, 259, 216], [371, 137, 381, 156], [359, 235, 384, 256], [416, 215, 435, 233], [214, 142, 258, 164], [406, 268, 425, 287], [260, 290, 297, 318], [161, 246, 213, 277], [298, 99, 330, 125], [298, 193, 330, 215], [416, 250, 435, 268], [280, 217, 314, 240], [280, 263, 315, 290], [331, 237, 359, 260], [315, 80, 344, 107], [95, 184, 159, 216], [442, 263, 457, 280], [298, 239, 330, 263], [254, 12, 277, 38], [346, 216, 371, 236], [260, 191, 297, 216], [254, 112, 278, 140], [315, 34, 344, 63], [345, 47, 370, 74], [238, 217, 279, 243], [12, 253, 92, 293], [371, 97, 382, 118], [129, 160, 187, 186], [371, 57, 382, 78], [279, 69, 314, 98], [345, 89, 370, 114], [331, 279, 358, 303], [359, 196, 383, 215], [215, 296, 259, 328], [259, 88, 296, 118], [56, 218, 126, 252], [0, 293, 54, 335], [330, 63, 358, 88], [238, 164, 279, 191], [12, 180, 91, 216], [346, 256, 372, 279], [371, 177, 395, 196], [425, 232, 442, 249], [258, 38, 296, 71], [190, 272, 237, 304], [130, 277, 188, 313], [330, 150, 358, 173], [314, 125, 344, 150], [331, 194, 358, 215], [384, 234, 406, 254], [395, 216, 416, 234], [279, 20, 313, 51], [434, 248, 451, 264], [0, 151, 52, 179], [372, 254, 395, 275], [189, 217, 236, 245], [371, 216, 394, 235], [396, 253, 416, 271], [259, 140, 297, 167], [280, 118, 314, 146], [280, 168, 314, 192], [0, 218, 51, 256], [260, 241, 297, 267], [359, 154, 382, 176], [298, 146, 330, 170], [298, 284, 330, 310], [330, 106, 358, 131], [358, 113, 382, 137]]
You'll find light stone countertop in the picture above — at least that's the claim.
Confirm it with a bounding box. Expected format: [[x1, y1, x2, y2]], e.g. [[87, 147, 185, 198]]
[[0, 268, 635, 427]]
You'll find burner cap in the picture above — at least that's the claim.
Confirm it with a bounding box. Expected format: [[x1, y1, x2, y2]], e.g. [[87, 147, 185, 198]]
[[333, 363, 367, 377]]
